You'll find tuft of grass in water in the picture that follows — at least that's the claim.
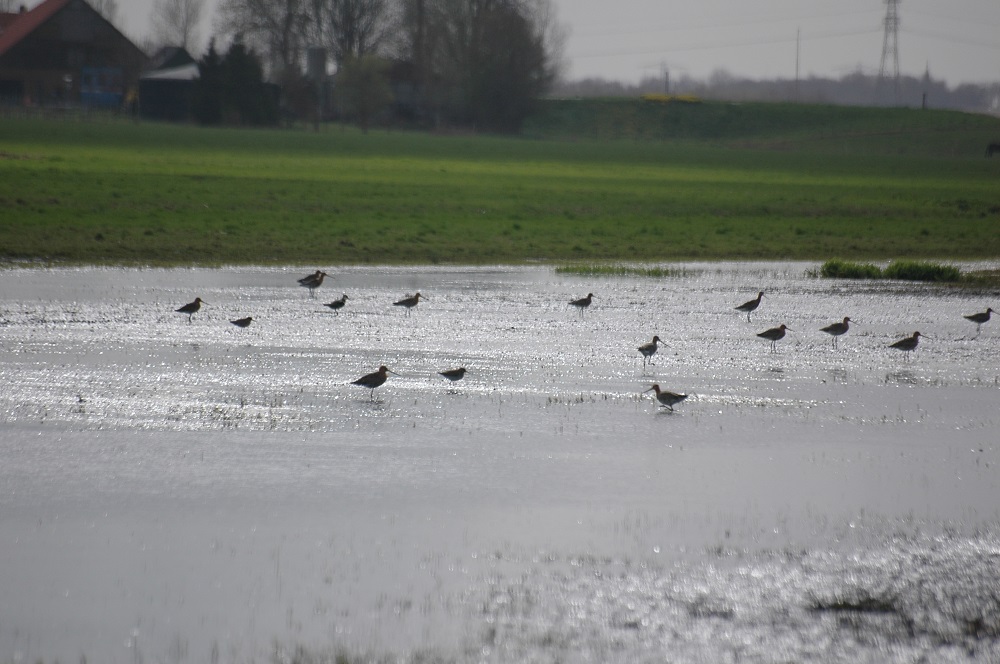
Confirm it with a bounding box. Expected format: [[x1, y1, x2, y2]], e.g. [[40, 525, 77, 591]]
[[960, 269, 1000, 289], [808, 591, 900, 615], [820, 259, 883, 279], [819, 259, 963, 283], [882, 260, 962, 282], [555, 264, 689, 278]]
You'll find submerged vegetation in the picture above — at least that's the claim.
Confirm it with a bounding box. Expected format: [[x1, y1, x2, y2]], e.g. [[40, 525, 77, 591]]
[[554, 264, 690, 278], [882, 260, 963, 282], [819, 259, 884, 280], [820, 259, 965, 282], [2, 101, 999, 266]]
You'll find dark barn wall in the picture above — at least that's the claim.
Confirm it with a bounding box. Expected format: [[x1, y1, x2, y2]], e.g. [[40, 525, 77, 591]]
[[0, 0, 146, 107], [139, 78, 194, 122]]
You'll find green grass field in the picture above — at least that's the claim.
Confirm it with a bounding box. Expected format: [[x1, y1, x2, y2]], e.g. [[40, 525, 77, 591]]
[[2, 100, 999, 265]]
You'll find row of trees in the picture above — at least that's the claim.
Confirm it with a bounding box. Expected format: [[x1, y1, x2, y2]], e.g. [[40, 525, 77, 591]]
[[554, 69, 1000, 115], [193, 41, 279, 125], [212, 0, 565, 132]]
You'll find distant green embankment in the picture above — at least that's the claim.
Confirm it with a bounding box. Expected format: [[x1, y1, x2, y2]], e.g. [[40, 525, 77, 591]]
[[1, 99, 999, 266]]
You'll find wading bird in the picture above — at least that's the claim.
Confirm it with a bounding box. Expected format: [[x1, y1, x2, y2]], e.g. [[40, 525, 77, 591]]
[[299, 271, 328, 297], [351, 365, 398, 400], [643, 384, 688, 412], [819, 317, 851, 348], [297, 270, 322, 285], [324, 294, 349, 314], [439, 367, 467, 392], [757, 323, 791, 352], [438, 367, 467, 383], [175, 297, 205, 323], [638, 335, 662, 368], [393, 292, 424, 315], [230, 316, 253, 328], [735, 291, 764, 322], [964, 307, 993, 336], [569, 293, 594, 315], [889, 331, 921, 357]]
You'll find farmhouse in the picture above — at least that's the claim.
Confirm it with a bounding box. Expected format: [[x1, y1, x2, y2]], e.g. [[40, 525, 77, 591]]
[[0, 0, 146, 109]]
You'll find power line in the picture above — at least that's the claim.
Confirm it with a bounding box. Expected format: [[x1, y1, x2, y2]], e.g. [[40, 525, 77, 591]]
[[568, 27, 879, 61], [903, 27, 1000, 51], [571, 8, 883, 40]]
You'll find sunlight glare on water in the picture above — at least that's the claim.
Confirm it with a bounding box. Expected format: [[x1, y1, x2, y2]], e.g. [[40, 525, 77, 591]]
[[0, 263, 998, 663]]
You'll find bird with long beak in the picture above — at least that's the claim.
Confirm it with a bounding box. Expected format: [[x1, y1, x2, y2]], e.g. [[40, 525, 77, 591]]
[[643, 384, 688, 412]]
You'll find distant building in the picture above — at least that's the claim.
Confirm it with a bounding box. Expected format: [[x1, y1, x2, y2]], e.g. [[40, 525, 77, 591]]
[[0, 0, 146, 109], [139, 46, 198, 121]]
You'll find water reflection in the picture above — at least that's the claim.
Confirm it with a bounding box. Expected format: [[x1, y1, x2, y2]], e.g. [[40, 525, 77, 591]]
[[885, 370, 919, 385], [1, 264, 999, 664]]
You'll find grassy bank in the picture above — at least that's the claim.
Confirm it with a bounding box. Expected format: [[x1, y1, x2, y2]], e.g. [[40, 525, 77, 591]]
[[2, 101, 1000, 265]]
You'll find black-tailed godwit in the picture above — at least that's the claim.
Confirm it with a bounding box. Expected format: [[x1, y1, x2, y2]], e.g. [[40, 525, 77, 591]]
[[964, 308, 993, 336], [176, 297, 205, 323], [889, 331, 921, 356], [300, 271, 328, 297], [638, 335, 662, 368], [297, 270, 322, 285], [820, 317, 851, 347], [393, 292, 424, 314], [643, 384, 688, 411], [736, 291, 764, 322], [569, 293, 593, 315], [757, 323, 791, 352], [352, 365, 398, 400]]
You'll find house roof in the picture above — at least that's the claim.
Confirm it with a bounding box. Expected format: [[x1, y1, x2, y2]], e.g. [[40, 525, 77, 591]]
[[0, 11, 23, 31], [0, 0, 72, 58], [141, 62, 199, 81], [146, 46, 196, 72]]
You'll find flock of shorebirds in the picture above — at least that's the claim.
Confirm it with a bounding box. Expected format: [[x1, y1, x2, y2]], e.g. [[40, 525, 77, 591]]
[[173, 273, 996, 412]]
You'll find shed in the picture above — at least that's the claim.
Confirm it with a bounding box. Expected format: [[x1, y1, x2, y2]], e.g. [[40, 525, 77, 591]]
[[139, 46, 198, 121]]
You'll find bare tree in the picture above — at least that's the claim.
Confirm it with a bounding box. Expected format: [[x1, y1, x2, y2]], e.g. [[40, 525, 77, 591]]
[[216, 0, 312, 80], [409, 0, 561, 131], [309, 0, 394, 68], [150, 0, 206, 52], [334, 53, 393, 130]]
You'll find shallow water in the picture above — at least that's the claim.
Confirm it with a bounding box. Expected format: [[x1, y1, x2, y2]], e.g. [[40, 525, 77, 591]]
[[1, 263, 998, 663]]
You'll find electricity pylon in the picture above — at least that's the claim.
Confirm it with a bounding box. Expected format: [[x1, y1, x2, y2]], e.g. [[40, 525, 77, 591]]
[[876, 0, 900, 104]]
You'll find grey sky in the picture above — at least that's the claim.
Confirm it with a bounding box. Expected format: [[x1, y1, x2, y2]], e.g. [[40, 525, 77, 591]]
[[113, 0, 999, 86]]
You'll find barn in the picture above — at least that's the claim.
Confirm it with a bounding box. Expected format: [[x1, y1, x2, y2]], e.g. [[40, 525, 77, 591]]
[[139, 46, 198, 122], [0, 0, 146, 109]]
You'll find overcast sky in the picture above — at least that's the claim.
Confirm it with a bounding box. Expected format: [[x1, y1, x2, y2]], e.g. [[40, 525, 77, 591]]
[[112, 0, 1000, 86]]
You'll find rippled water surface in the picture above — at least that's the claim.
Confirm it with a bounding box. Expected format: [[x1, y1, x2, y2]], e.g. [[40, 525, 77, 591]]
[[1, 264, 998, 663]]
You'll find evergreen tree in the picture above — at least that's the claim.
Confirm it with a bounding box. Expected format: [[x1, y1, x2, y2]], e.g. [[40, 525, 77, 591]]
[[193, 40, 223, 125]]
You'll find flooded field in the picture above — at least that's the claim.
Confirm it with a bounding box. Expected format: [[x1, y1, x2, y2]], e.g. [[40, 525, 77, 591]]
[[1, 263, 998, 663]]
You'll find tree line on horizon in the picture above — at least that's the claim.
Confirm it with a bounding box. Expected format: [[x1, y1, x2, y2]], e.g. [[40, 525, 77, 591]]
[[113, 0, 997, 128], [555, 68, 1000, 115], [197, 0, 562, 132]]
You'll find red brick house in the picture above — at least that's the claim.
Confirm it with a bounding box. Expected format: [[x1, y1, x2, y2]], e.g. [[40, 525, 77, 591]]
[[0, 0, 146, 108]]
